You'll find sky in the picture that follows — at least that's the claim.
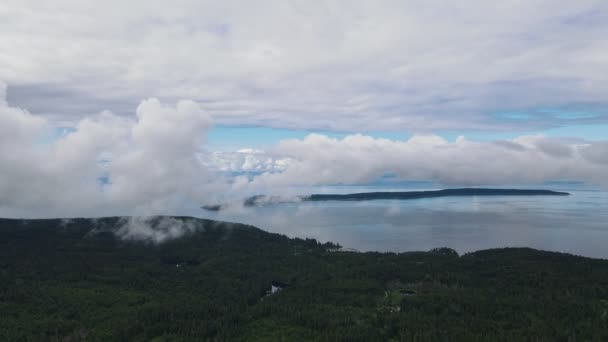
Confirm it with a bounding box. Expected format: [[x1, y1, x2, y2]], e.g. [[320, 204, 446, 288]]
[[1, 1, 608, 217]]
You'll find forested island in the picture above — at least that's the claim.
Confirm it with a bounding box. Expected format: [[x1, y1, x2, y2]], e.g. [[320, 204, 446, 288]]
[[202, 188, 570, 211], [1, 216, 606, 341]]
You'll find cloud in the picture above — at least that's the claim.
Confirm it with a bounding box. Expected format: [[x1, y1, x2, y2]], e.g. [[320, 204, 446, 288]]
[[205, 149, 293, 174], [534, 138, 573, 158], [224, 133, 608, 190], [0, 88, 226, 218], [1, 84, 607, 219], [580, 141, 608, 164], [1, 1, 608, 131], [115, 216, 199, 243]]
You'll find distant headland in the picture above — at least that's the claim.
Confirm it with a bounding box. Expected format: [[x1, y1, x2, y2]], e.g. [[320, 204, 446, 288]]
[[202, 188, 570, 211]]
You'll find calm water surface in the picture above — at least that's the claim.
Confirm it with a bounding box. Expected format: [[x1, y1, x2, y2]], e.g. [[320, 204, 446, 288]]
[[199, 184, 608, 259]]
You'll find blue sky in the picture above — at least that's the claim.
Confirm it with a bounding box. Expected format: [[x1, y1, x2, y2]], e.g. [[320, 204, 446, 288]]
[[208, 126, 408, 150], [208, 122, 608, 150], [205, 102, 607, 149], [47, 121, 607, 151]]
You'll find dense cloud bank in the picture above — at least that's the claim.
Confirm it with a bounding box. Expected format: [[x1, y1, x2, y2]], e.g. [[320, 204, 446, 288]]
[[228, 134, 608, 190], [0, 82, 224, 217], [1, 83, 608, 218], [2, 1, 608, 131]]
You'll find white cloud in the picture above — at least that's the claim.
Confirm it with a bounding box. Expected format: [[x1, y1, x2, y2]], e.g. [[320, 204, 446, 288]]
[[0, 89, 226, 218], [206, 149, 293, 174], [115, 216, 199, 244], [1, 1, 607, 131], [227, 133, 608, 190], [1, 86, 608, 219]]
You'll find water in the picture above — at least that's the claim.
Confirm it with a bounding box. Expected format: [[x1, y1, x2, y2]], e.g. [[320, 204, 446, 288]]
[[199, 183, 608, 259]]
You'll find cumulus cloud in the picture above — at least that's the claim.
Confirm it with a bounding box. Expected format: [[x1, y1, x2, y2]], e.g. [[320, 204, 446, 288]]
[[2, 1, 608, 131], [0, 87, 226, 218], [225, 133, 608, 190], [205, 149, 293, 174]]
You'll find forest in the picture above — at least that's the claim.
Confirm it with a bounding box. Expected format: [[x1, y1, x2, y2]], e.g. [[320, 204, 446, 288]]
[[1, 216, 607, 341]]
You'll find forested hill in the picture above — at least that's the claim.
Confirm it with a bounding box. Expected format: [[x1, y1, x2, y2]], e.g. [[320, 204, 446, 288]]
[[1, 216, 607, 341], [203, 188, 570, 211]]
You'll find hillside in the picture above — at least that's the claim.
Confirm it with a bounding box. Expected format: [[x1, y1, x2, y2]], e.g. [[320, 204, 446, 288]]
[[1, 216, 607, 341]]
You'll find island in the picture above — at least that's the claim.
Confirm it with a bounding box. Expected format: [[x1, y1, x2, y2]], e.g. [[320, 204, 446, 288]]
[[202, 188, 570, 211]]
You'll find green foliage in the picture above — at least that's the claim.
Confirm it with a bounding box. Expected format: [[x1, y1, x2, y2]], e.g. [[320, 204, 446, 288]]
[[1, 217, 607, 341]]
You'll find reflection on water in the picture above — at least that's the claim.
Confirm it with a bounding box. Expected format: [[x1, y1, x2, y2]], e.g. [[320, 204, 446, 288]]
[[198, 185, 608, 259]]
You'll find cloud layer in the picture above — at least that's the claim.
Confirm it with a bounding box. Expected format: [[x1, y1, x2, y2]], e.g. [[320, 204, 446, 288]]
[[228, 133, 608, 190], [1, 83, 607, 218], [2, 1, 608, 131]]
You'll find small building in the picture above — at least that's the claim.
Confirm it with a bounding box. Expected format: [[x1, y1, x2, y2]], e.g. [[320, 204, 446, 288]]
[[270, 280, 288, 294], [262, 281, 289, 300]]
